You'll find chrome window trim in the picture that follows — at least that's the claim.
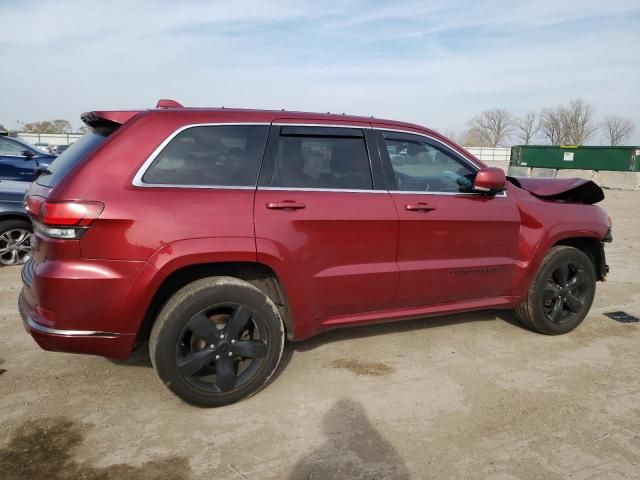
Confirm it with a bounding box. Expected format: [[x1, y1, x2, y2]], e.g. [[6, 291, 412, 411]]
[[389, 189, 507, 197], [131, 122, 271, 189], [258, 186, 386, 194], [131, 121, 506, 197]]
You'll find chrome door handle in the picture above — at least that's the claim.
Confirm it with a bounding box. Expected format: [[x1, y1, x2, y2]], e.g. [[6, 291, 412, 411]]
[[266, 201, 306, 210], [405, 203, 436, 212]]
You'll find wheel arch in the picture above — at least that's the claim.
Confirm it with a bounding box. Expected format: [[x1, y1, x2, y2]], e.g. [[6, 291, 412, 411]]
[[137, 261, 294, 344], [0, 213, 31, 225], [553, 236, 607, 281]]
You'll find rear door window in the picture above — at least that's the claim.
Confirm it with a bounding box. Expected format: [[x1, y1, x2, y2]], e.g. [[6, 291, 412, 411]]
[[141, 125, 269, 187], [266, 126, 373, 190]]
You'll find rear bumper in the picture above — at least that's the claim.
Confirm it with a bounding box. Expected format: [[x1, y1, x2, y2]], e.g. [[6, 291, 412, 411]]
[[19, 292, 135, 359], [19, 256, 147, 360]]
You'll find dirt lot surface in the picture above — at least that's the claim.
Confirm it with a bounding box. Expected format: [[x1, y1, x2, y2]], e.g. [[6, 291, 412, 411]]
[[1, 190, 639, 479]]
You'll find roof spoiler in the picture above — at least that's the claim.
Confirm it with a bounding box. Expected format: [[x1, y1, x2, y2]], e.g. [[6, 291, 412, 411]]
[[80, 110, 141, 136], [81, 100, 183, 135]]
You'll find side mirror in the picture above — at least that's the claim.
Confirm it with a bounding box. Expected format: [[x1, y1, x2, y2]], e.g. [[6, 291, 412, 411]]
[[22, 150, 35, 159], [473, 167, 507, 194]]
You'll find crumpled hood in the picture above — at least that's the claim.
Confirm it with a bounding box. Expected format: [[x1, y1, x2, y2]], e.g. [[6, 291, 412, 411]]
[[508, 176, 604, 204]]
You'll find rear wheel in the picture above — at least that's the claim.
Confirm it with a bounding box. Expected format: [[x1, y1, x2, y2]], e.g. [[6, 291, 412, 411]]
[[149, 277, 285, 407], [0, 219, 33, 266], [516, 246, 596, 334]]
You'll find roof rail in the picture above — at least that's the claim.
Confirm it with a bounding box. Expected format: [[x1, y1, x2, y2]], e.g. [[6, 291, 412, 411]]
[[156, 99, 183, 109]]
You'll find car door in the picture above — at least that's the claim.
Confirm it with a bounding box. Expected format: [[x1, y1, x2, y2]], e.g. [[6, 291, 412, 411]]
[[374, 128, 520, 308], [254, 122, 399, 330], [0, 137, 38, 181]]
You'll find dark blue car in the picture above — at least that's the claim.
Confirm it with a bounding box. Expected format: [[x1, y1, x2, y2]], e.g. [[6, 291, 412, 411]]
[[0, 179, 32, 265], [0, 135, 56, 181]]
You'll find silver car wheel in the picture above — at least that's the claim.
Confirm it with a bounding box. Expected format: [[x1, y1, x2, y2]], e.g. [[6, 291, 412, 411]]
[[0, 228, 33, 266]]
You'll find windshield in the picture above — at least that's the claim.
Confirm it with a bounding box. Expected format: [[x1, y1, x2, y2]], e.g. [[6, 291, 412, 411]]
[[36, 132, 107, 187]]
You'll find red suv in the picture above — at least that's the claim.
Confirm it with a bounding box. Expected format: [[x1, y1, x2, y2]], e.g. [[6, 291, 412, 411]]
[[19, 100, 611, 407]]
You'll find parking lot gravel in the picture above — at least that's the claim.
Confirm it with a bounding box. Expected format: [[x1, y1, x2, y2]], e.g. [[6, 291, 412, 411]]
[[1, 189, 639, 479]]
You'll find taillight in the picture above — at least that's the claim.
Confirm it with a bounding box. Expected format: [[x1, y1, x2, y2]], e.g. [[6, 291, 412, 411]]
[[26, 196, 104, 239], [41, 202, 104, 227]]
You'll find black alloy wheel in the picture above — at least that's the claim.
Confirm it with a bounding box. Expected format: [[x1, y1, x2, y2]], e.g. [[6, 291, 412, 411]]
[[516, 246, 596, 334], [150, 277, 285, 407], [176, 303, 268, 393], [542, 261, 591, 325]]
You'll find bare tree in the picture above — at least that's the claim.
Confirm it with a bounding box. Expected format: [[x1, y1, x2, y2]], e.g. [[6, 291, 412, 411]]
[[466, 108, 513, 147], [538, 99, 597, 145], [538, 107, 565, 145], [51, 119, 72, 134], [560, 98, 597, 145], [513, 111, 539, 145], [601, 116, 634, 146], [22, 119, 72, 134], [458, 129, 482, 147]]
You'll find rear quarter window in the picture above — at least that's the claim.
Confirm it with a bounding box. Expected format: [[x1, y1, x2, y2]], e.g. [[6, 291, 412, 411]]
[[36, 133, 106, 187], [141, 125, 269, 187]]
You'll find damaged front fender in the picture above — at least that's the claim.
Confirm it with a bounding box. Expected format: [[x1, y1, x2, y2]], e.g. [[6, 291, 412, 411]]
[[508, 176, 604, 204]]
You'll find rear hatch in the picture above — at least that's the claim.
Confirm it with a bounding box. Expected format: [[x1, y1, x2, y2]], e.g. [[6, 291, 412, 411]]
[[24, 110, 140, 276]]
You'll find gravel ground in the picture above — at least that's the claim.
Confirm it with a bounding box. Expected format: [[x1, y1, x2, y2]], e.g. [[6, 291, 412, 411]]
[[1, 190, 639, 480]]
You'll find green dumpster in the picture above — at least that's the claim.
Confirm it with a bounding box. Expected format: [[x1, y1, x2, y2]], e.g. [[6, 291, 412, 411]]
[[510, 145, 640, 172]]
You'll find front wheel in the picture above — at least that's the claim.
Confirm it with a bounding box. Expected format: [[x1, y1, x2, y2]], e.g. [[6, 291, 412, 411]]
[[149, 277, 285, 407], [516, 246, 596, 334]]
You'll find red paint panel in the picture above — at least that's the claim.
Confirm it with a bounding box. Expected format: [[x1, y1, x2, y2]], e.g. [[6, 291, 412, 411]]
[[390, 191, 521, 307], [255, 189, 399, 327]]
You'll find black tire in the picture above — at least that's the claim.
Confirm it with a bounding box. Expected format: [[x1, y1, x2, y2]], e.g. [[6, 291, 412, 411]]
[[149, 276, 285, 407], [516, 246, 596, 334], [0, 219, 33, 266]]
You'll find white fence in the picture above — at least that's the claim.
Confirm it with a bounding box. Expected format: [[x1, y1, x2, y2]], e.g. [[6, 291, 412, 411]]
[[17, 132, 83, 147], [464, 147, 511, 163]]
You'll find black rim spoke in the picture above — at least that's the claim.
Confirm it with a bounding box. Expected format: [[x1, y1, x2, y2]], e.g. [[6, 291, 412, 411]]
[[568, 270, 587, 290], [187, 311, 217, 343], [215, 356, 237, 392], [565, 293, 583, 313], [178, 349, 214, 376], [225, 305, 252, 339], [234, 340, 268, 359], [549, 298, 564, 322]]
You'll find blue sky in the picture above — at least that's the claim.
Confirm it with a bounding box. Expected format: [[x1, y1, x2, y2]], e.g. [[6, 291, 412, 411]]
[[0, 0, 639, 143]]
